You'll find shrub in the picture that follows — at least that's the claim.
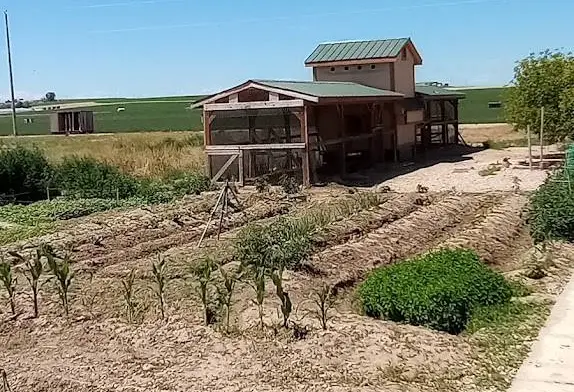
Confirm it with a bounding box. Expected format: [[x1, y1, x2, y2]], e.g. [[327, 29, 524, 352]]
[[359, 249, 513, 334], [54, 156, 139, 199], [529, 170, 574, 242], [0, 146, 52, 204]]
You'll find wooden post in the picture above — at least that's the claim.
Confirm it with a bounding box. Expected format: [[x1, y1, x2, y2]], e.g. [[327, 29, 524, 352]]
[[453, 100, 460, 144], [540, 106, 544, 169], [203, 110, 214, 178], [526, 124, 532, 170], [338, 105, 347, 175], [238, 150, 244, 187], [440, 100, 446, 145], [248, 116, 255, 178], [301, 106, 310, 187], [284, 111, 292, 169], [369, 103, 377, 165]]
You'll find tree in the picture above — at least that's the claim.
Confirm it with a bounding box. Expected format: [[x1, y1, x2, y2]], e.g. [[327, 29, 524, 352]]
[[505, 50, 574, 142], [45, 92, 56, 102]]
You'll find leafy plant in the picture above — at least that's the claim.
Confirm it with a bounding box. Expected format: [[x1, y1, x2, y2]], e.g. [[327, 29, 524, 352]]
[[45, 250, 74, 317], [235, 217, 314, 272], [529, 170, 574, 242], [190, 257, 217, 325], [10, 248, 44, 318], [151, 255, 168, 320], [0, 261, 16, 314], [279, 174, 299, 195], [359, 249, 513, 334], [313, 282, 336, 330], [270, 267, 292, 328]]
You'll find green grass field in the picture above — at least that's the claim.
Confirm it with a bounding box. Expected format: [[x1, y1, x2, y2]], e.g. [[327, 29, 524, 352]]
[[0, 88, 508, 136], [0, 99, 204, 136], [454, 87, 508, 124]]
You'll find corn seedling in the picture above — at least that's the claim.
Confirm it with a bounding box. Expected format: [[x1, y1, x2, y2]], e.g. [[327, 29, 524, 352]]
[[251, 267, 266, 330], [312, 282, 336, 330], [10, 249, 44, 318], [151, 254, 168, 320], [190, 257, 217, 325], [121, 269, 137, 323], [270, 268, 292, 329], [216, 265, 240, 332], [0, 261, 16, 315], [46, 251, 74, 317]]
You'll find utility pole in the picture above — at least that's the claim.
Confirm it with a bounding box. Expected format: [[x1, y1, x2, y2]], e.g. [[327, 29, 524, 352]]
[[4, 10, 17, 136]]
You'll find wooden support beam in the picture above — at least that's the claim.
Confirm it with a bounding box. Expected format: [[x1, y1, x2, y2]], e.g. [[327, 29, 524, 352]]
[[301, 106, 310, 187], [206, 143, 306, 152], [238, 151, 244, 186], [204, 99, 304, 111]]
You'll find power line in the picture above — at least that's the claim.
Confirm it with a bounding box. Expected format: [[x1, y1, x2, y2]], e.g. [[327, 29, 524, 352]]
[[90, 0, 512, 33], [73, 0, 184, 9]]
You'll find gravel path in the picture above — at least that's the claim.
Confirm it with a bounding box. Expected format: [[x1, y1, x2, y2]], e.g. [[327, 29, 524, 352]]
[[376, 146, 560, 193]]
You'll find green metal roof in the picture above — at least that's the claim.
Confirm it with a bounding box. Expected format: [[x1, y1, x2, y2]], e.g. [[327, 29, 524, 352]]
[[415, 85, 466, 98], [305, 38, 410, 64], [255, 80, 403, 98]]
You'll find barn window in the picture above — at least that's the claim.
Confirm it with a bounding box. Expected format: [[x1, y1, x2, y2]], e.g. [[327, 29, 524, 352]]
[[370, 64, 376, 70], [357, 65, 362, 70], [330, 67, 335, 72], [344, 66, 350, 71]]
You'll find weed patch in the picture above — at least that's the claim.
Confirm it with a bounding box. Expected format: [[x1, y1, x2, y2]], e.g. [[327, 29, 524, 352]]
[[359, 249, 513, 334]]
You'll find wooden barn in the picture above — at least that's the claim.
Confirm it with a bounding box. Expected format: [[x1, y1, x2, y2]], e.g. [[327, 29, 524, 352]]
[[192, 38, 465, 186], [50, 110, 95, 135]]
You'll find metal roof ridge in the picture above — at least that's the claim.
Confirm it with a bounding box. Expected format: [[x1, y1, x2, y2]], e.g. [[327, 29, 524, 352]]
[[313, 37, 410, 46]]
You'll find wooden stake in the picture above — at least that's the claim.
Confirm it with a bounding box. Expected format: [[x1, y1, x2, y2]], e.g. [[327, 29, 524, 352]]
[[197, 186, 225, 248], [540, 106, 544, 169], [526, 124, 532, 170]]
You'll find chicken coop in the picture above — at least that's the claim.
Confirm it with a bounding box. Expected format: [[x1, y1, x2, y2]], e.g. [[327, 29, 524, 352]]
[[50, 110, 95, 134]]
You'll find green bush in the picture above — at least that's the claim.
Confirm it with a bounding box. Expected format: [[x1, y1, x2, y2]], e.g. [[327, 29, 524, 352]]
[[0, 145, 52, 204], [235, 217, 314, 271], [54, 156, 139, 199], [529, 170, 574, 242], [359, 249, 513, 334]]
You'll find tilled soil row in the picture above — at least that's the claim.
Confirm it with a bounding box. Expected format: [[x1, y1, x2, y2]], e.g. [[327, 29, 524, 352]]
[[437, 194, 528, 264], [82, 199, 291, 270], [308, 193, 500, 289], [312, 193, 431, 249], [0, 192, 219, 258]]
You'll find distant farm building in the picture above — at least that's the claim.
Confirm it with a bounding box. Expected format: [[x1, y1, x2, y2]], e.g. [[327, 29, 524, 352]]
[[50, 110, 95, 134], [192, 37, 465, 186]]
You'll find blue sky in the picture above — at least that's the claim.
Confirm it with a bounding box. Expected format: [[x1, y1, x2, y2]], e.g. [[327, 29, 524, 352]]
[[0, 0, 572, 99]]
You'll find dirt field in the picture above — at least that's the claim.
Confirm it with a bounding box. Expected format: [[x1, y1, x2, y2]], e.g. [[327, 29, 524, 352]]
[[0, 146, 572, 392], [459, 123, 525, 144]]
